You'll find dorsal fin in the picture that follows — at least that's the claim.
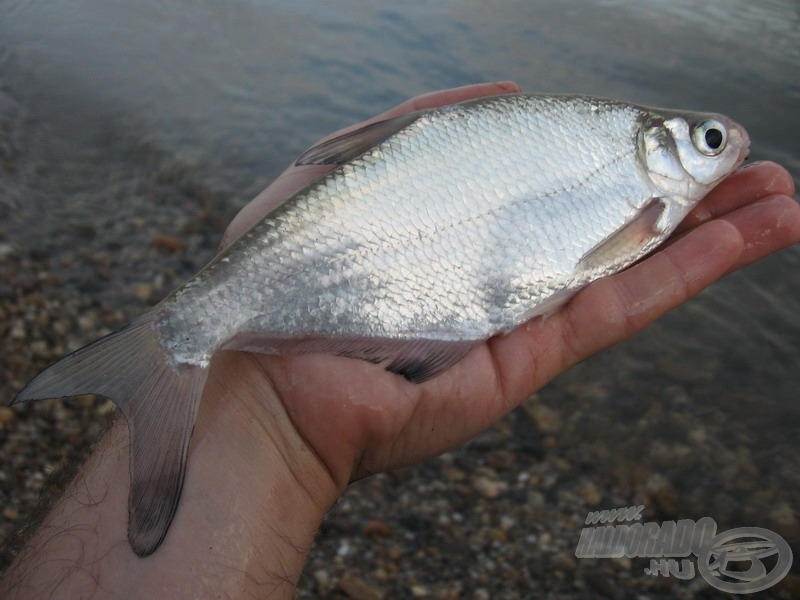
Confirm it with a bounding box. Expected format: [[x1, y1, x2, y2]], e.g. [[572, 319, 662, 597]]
[[295, 112, 422, 166]]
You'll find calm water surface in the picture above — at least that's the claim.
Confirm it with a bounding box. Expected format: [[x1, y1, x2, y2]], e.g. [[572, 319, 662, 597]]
[[1, 0, 798, 552]]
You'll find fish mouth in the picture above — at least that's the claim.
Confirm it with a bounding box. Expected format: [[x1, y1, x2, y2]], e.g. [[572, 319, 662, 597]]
[[725, 119, 750, 166], [735, 126, 751, 164]]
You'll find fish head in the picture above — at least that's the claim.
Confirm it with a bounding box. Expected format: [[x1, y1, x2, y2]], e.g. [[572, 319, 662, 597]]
[[638, 108, 750, 205]]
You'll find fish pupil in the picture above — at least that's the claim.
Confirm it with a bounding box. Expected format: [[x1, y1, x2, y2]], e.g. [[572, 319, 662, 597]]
[[705, 128, 723, 149]]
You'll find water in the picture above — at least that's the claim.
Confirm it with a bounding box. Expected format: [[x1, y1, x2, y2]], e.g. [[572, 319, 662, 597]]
[[2, 0, 798, 188], [1, 0, 799, 579]]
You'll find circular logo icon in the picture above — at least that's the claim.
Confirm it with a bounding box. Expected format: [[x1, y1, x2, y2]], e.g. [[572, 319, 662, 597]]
[[697, 527, 793, 594]]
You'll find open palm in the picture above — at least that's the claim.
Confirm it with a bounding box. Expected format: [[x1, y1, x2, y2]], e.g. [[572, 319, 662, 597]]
[[210, 81, 800, 493]]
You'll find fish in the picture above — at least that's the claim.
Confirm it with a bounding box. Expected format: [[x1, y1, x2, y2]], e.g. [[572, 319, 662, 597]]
[[11, 93, 750, 556]]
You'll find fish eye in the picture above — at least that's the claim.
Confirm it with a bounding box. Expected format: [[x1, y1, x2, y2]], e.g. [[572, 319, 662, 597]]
[[692, 120, 727, 156]]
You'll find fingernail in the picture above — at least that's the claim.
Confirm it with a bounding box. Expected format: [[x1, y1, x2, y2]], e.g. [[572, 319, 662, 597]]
[[738, 160, 768, 171], [494, 80, 521, 93]]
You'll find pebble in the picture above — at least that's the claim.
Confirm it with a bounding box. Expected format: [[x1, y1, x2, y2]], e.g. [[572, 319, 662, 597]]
[[469, 428, 510, 450], [551, 552, 577, 572], [527, 491, 546, 508], [541, 435, 557, 450], [488, 528, 507, 543], [363, 520, 392, 537], [658, 355, 717, 383], [770, 501, 800, 537], [98, 399, 119, 416], [0, 407, 14, 424], [472, 476, 508, 499], [687, 426, 707, 445], [150, 232, 187, 251], [0, 242, 14, 258], [9, 321, 25, 340], [443, 467, 466, 482], [312, 569, 331, 592], [499, 515, 516, 530], [52, 318, 71, 336], [75, 394, 96, 409], [78, 313, 97, 331], [523, 400, 562, 434], [433, 587, 460, 600], [133, 283, 155, 302], [645, 474, 679, 517], [30, 340, 50, 359], [779, 574, 800, 597], [578, 482, 603, 506], [337, 539, 352, 557], [583, 571, 615, 597], [612, 557, 631, 570], [486, 449, 516, 470], [338, 573, 385, 600], [410, 584, 429, 597]]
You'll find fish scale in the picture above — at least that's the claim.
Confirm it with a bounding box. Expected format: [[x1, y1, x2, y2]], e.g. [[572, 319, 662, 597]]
[[12, 93, 749, 556]]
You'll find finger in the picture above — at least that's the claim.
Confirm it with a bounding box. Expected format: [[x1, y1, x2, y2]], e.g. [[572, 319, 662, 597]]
[[676, 161, 795, 233], [384, 81, 522, 117], [719, 194, 800, 272]]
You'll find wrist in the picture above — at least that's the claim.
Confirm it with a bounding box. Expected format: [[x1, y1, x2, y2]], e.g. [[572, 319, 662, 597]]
[[1, 351, 341, 599], [175, 350, 341, 592]]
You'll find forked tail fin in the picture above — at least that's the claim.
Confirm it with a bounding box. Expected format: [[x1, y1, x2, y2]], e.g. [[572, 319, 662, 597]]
[[12, 313, 209, 556]]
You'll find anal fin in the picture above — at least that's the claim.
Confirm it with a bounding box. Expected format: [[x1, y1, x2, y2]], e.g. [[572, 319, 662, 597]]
[[226, 333, 476, 383], [383, 339, 474, 383]]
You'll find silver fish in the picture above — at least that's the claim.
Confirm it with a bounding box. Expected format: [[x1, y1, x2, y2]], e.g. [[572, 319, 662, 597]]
[[12, 93, 749, 555]]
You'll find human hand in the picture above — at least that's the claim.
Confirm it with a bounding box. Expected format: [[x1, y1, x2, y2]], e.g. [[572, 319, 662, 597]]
[[209, 81, 800, 498]]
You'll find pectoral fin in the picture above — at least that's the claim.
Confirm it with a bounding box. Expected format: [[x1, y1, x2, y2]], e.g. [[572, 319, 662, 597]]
[[295, 112, 422, 166], [577, 200, 666, 271]]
